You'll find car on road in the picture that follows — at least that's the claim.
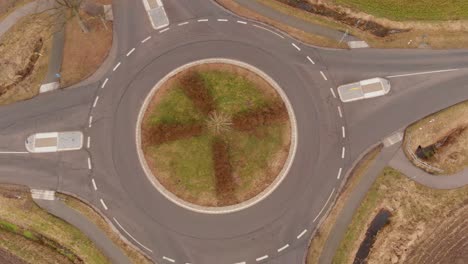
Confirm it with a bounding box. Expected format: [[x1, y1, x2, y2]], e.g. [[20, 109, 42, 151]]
[[25, 131, 83, 153], [337, 77, 391, 102]]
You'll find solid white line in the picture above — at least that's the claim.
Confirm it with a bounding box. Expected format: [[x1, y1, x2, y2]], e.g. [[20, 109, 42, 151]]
[[256, 255, 268, 262], [141, 36, 151, 43], [0, 151, 28, 154], [237, 20, 247, 24], [337, 167, 342, 179], [88, 116, 93, 128], [126, 48, 135, 56], [159, 28, 170, 33], [342, 126, 346, 138], [252, 24, 284, 38], [330, 88, 337, 98], [217, 19, 228, 22], [313, 188, 336, 223], [91, 178, 97, 190], [163, 256, 175, 263], [307, 56, 315, 64], [386, 68, 459, 78], [320, 71, 328, 80], [338, 106, 343, 118], [87, 157, 92, 170], [178, 22, 189, 26], [92, 96, 99, 108], [197, 19, 208, 22], [342, 147, 346, 159], [100, 199, 108, 210], [277, 244, 289, 252], [113, 217, 154, 252], [233, 262, 246, 264], [113, 62, 121, 71], [291, 43, 301, 51], [101, 78, 108, 89], [297, 229, 307, 239], [87, 136, 91, 149]]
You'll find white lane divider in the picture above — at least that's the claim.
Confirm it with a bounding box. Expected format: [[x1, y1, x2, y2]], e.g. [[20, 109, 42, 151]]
[[291, 43, 301, 51], [307, 56, 315, 64], [100, 198, 108, 210], [296, 229, 307, 239], [277, 243, 289, 252], [113, 217, 154, 252], [87, 136, 91, 149], [256, 255, 268, 262], [92, 96, 99, 108], [113, 62, 121, 71], [92, 178, 98, 190], [337, 168, 342, 179], [342, 126, 346, 138], [233, 262, 246, 264], [313, 188, 335, 223], [101, 78, 108, 89], [197, 18, 208, 22], [252, 24, 284, 39], [330, 88, 337, 98], [141, 36, 151, 43], [126, 48, 136, 56], [386, 68, 459, 78], [159, 28, 170, 33], [163, 256, 175, 263], [320, 71, 328, 80], [337, 106, 343, 118], [217, 18, 228, 22], [88, 116, 93, 128], [178, 21, 189, 26], [341, 147, 346, 159], [237, 20, 247, 24], [87, 157, 92, 170]]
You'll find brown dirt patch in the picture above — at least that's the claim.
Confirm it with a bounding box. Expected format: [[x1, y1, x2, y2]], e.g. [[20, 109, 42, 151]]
[[0, 247, 27, 264], [180, 71, 215, 115], [212, 138, 237, 205], [233, 101, 287, 131], [145, 123, 204, 145]]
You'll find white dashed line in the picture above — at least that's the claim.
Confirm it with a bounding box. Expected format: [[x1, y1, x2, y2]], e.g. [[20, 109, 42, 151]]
[[197, 19, 208, 22], [338, 106, 343, 118], [217, 19, 228, 22], [256, 255, 268, 262], [101, 78, 108, 89], [313, 188, 336, 223], [87, 136, 91, 149], [91, 178, 97, 190], [92, 96, 99, 108], [337, 167, 342, 179], [178, 21, 189, 26], [159, 28, 170, 33], [252, 24, 284, 39], [342, 147, 346, 159], [100, 199, 108, 210], [297, 229, 307, 239], [113, 217, 154, 252], [87, 157, 92, 170], [237, 20, 247, 24], [126, 48, 136, 56], [141, 36, 151, 43], [291, 43, 301, 51], [307, 56, 315, 64], [342, 126, 346, 138], [277, 244, 289, 252], [320, 71, 328, 80], [162, 256, 175, 263], [330, 88, 337, 98], [88, 116, 93, 128], [113, 62, 121, 71]]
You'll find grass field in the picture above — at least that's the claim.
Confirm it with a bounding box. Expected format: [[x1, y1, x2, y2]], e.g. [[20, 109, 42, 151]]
[[333, 167, 468, 264], [334, 0, 468, 21]]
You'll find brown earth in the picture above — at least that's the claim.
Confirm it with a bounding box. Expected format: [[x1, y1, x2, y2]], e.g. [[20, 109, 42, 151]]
[[212, 138, 237, 205], [145, 123, 204, 145], [0, 247, 27, 264], [180, 71, 215, 115], [233, 101, 287, 131]]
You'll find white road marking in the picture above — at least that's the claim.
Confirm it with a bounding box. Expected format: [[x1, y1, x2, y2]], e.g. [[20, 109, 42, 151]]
[[178, 22, 189, 26], [92, 178, 97, 190], [291, 43, 301, 51], [217, 19, 228, 22], [100, 198, 108, 210], [101, 78, 108, 88], [113, 62, 121, 71], [163, 256, 175, 263], [297, 229, 307, 239], [342, 126, 346, 138], [159, 28, 170, 33], [126, 48, 136, 56], [237, 20, 247, 24], [0, 151, 28, 154], [256, 255, 268, 262], [87, 157, 92, 170], [320, 71, 328, 80], [88, 116, 93, 128], [87, 136, 91, 149], [337, 167, 342, 179], [113, 217, 154, 252], [233, 262, 246, 264], [197, 19, 208, 22], [307, 56, 315, 64], [386, 68, 459, 78], [338, 106, 343, 118], [330, 88, 337, 98], [342, 147, 346, 159], [277, 244, 289, 252], [252, 24, 284, 38], [92, 96, 99, 108], [141, 36, 151, 43], [313, 188, 336, 223]]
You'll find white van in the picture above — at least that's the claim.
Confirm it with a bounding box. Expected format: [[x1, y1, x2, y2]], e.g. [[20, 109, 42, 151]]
[[25, 131, 83, 153], [338, 77, 391, 103]]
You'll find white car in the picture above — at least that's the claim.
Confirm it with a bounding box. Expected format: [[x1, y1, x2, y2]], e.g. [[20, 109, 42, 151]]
[[337, 77, 391, 103], [25, 131, 83, 153]]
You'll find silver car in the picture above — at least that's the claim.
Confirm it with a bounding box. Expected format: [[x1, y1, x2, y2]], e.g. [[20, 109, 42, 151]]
[[338, 77, 391, 103]]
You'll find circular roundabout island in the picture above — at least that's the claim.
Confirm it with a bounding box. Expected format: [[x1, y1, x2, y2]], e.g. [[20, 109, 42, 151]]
[[138, 60, 296, 213]]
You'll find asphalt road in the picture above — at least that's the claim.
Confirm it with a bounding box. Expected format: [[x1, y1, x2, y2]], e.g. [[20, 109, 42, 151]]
[[0, 0, 467, 263]]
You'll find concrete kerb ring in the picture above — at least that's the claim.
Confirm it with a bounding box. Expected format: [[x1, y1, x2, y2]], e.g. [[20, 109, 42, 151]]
[[136, 58, 298, 214]]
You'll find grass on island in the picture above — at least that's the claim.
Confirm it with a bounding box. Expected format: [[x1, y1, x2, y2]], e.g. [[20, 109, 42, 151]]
[[0, 185, 109, 264], [333, 167, 468, 264]]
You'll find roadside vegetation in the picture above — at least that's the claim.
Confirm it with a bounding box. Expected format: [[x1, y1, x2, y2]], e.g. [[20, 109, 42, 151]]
[[404, 100, 468, 174], [334, 167, 468, 264], [0, 0, 33, 21], [0, 185, 110, 264]]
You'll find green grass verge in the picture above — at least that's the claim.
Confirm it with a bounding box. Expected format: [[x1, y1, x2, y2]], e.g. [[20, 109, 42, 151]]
[[334, 0, 468, 21]]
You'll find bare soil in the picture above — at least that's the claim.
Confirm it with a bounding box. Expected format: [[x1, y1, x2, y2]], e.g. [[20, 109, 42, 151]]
[[233, 101, 287, 131], [0, 247, 27, 264], [145, 123, 204, 145], [180, 71, 215, 115], [212, 138, 237, 205]]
